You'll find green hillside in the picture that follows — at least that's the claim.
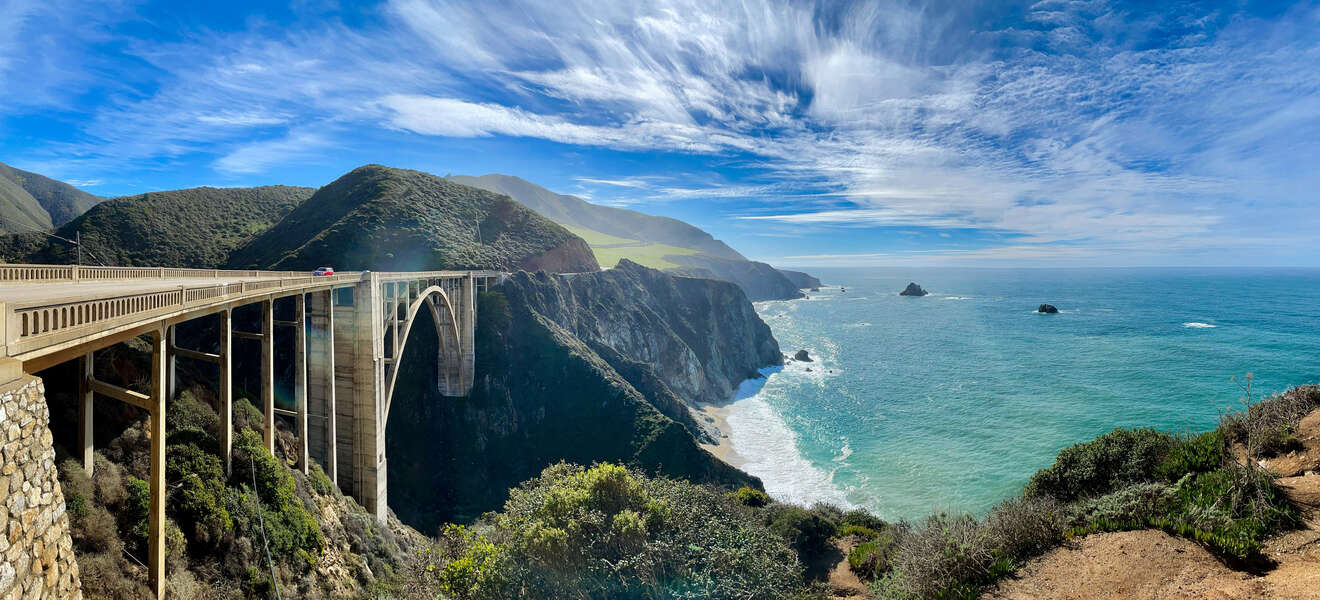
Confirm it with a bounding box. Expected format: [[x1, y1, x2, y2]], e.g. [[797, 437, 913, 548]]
[[229, 165, 599, 273], [0, 161, 103, 233], [448, 173, 746, 260], [4, 186, 313, 267], [0, 162, 103, 226]]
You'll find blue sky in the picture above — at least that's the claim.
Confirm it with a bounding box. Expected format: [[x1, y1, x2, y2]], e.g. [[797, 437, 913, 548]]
[[1, 0, 1318, 267]]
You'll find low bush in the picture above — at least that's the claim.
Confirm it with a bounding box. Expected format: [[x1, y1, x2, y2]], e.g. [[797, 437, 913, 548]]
[[1155, 465, 1298, 559], [1156, 430, 1227, 481], [838, 508, 888, 533], [166, 442, 231, 549], [728, 485, 771, 507], [764, 505, 837, 562], [847, 529, 897, 580], [428, 462, 804, 600], [984, 495, 1067, 560], [1025, 427, 1173, 502]]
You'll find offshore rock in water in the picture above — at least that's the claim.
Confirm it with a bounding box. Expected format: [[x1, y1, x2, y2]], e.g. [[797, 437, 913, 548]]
[[1038, 303, 1059, 314], [899, 282, 929, 296], [794, 349, 813, 362]]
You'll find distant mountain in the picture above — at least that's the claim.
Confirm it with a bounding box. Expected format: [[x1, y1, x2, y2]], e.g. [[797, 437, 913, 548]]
[[2, 185, 314, 267], [448, 173, 817, 300], [230, 165, 598, 273], [448, 174, 745, 260], [0, 161, 102, 232]]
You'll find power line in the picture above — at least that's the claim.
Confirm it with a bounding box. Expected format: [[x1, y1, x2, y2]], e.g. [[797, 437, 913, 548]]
[[0, 215, 107, 266]]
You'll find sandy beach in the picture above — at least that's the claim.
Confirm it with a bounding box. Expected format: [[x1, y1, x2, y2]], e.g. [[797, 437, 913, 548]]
[[696, 401, 747, 468]]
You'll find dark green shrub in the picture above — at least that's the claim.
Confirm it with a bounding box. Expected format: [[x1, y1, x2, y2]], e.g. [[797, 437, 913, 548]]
[[229, 429, 323, 560], [839, 508, 888, 533], [124, 476, 151, 552], [1154, 466, 1298, 559], [233, 397, 265, 433], [764, 504, 837, 565], [847, 529, 897, 580], [432, 462, 803, 600], [167, 389, 220, 442], [727, 485, 770, 507], [1025, 428, 1173, 502], [1156, 430, 1226, 481], [308, 463, 336, 497], [166, 442, 231, 548]]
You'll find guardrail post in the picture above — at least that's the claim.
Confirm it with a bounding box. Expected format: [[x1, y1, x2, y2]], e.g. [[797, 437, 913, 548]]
[[159, 267, 165, 279]]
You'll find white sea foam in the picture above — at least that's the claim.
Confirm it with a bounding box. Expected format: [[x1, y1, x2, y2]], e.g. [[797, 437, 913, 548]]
[[843, 322, 872, 328], [725, 369, 854, 508], [943, 296, 972, 300], [1184, 322, 1218, 328]]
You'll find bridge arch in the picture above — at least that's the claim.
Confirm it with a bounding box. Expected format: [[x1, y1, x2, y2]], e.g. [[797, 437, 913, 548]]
[[383, 285, 464, 419]]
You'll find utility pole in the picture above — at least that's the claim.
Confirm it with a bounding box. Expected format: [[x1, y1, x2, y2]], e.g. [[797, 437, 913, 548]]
[[76, 230, 82, 266]]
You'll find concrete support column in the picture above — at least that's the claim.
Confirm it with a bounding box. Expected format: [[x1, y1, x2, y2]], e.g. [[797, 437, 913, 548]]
[[261, 299, 275, 454], [219, 309, 233, 476], [166, 325, 176, 400], [148, 326, 167, 599], [351, 276, 387, 522], [308, 290, 337, 484], [79, 351, 94, 475], [294, 293, 308, 474]]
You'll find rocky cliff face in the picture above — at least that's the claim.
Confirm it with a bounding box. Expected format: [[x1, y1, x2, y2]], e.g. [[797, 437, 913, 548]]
[[506, 260, 783, 405], [385, 261, 779, 532]]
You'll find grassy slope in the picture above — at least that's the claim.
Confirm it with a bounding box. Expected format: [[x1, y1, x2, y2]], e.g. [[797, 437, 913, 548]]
[[448, 173, 746, 260], [0, 161, 103, 227], [561, 223, 700, 269], [229, 165, 598, 272], [8, 186, 314, 267]]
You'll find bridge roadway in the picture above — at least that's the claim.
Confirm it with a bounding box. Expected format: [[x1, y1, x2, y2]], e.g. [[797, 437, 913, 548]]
[[0, 264, 503, 598]]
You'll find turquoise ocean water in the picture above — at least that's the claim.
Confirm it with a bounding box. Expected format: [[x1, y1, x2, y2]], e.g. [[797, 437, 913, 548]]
[[725, 268, 1320, 520]]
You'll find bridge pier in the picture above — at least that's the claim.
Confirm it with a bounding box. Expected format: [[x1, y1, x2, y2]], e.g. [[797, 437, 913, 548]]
[[307, 290, 337, 483]]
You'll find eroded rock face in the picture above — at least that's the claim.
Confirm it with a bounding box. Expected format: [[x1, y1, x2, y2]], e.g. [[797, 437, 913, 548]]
[[507, 260, 783, 405], [1038, 304, 1059, 314], [900, 282, 929, 296], [519, 238, 599, 274]]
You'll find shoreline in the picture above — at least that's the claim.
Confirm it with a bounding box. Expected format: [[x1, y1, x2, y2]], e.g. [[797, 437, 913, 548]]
[[697, 401, 747, 468]]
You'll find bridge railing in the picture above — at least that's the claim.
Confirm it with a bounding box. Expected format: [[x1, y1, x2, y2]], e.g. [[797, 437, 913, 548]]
[[1, 273, 362, 358], [0, 264, 317, 283], [1, 268, 506, 360]]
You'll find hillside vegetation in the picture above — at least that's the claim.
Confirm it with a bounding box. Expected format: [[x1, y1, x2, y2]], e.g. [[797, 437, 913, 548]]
[[230, 165, 598, 273], [449, 173, 814, 299], [4, 186, 314, 267], [449, 174, 745, 260], [0, 160, 102, 232]]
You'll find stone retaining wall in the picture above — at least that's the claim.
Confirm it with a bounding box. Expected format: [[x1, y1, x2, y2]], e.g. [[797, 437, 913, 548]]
[[1, 375, 82, 600]]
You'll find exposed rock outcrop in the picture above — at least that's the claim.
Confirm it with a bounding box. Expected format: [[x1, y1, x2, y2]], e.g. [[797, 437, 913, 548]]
[[794, 349, 813, 362], [1038, 304, 1059, 314], [900, 282, 929, 296]]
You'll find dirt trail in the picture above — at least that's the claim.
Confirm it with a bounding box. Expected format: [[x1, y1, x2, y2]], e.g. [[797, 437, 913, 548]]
[[986, 409, 1320, 600], [826, 538, 872, 600]]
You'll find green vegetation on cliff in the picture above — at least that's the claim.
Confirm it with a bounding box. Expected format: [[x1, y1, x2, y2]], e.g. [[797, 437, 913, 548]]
[[230, 165, 598, 272], [0, 160, 102, 232], [5, 185, 314, 267]]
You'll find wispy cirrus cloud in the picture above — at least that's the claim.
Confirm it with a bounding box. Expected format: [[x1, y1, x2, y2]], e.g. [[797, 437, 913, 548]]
[[1, 0, 1317, 264]]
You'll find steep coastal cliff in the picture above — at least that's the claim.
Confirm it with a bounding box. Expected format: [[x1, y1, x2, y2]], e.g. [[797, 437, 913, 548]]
[[386, 261, 781, 532]]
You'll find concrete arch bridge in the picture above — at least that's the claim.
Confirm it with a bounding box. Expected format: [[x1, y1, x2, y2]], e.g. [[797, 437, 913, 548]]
[[0, 264, 505, 597]]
